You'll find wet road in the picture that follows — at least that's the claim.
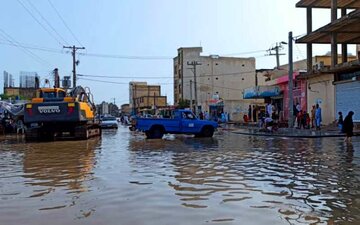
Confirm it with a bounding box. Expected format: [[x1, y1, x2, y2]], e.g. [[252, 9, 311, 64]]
[[0, 126, 359, 225]]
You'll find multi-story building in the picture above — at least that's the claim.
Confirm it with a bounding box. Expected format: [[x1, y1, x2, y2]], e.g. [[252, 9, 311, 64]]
[[174, 47, 259, 121], [296, 0, 360, 122], [129, 81, 167, 115]]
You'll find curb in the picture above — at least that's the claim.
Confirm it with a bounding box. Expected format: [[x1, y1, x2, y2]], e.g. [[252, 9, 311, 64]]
[[231, 130, 347, 138]]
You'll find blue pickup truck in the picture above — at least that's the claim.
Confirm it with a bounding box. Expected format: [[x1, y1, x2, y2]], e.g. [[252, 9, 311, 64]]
[[132, 109, 218, 139]]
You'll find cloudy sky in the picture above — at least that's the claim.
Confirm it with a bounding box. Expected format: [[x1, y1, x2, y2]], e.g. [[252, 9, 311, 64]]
[[0, 0, 356, 104]]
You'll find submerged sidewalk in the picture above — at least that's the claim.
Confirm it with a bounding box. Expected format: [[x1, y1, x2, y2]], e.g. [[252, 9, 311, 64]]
[[224, 123, 360, 138]]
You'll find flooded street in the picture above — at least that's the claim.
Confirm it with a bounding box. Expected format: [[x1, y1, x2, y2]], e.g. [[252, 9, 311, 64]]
[[1, 126, 359, 225]]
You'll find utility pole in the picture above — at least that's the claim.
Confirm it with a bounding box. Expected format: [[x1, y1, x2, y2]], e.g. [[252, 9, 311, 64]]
[[288, 32, 294, 128], [63, 45, 85, 87], [187, 61, 201, 115], [189, 80, 193, 112], [268, 42, 286, 69]]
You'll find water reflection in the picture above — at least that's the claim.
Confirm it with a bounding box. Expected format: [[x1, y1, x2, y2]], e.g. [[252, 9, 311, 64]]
[[127, 134, 360, 224], [0, 129, 359, 225], [22, 138, 101, 192]]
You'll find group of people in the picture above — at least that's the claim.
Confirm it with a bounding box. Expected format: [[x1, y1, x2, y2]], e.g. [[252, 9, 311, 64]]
[[256, 103, 278, 132], [294, 103, 322, 130], [0, 115, 24, 134], [198, 111, 229, 123], [119, 115, 130, 125], [337, 111, 355, 143]]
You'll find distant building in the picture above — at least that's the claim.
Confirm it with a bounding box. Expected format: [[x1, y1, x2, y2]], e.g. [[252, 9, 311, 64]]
[[129, 81, 167, 115], [120, 104, 131, 115], [3, 71, 14, 88], [20, 71, 39, 88], [101, 102, 109, 115], [174, 47, 260, 121]]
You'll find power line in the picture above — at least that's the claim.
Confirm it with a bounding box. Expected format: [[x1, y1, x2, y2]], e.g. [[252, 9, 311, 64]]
[[0, 28, 52, 67], [78, 77, 173, 85], [221, 49, 267, 56], [78, 52, 173, 60], [77, 70, 256, 80], [47, 0, 83, 47], [78, 78, 252, 98], [0, 36, 268, 62], [77, 74, 171, 79], [16, 0, 63, 46], [63, 45, 85, 87], [25, 0, 69, 45], [0, 40, 63, 53]]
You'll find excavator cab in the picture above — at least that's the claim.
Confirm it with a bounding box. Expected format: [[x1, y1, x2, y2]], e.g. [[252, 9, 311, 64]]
[[39, 88, 66, 98], [32, 88, 67, 103]]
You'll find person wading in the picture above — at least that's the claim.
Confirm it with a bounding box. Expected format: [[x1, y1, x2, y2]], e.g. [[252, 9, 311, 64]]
[[342, 111, 354, 143], [315, 104, 322, 130]]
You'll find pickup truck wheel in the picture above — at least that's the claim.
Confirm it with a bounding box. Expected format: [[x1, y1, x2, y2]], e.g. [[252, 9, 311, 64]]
[[201, 126, 214, 137], [145, 131, 151, 139], [148, 127, 164, 139]]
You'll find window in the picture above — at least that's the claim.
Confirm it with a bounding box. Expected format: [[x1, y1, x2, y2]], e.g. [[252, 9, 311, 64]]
[[182, 111, 195, 120]]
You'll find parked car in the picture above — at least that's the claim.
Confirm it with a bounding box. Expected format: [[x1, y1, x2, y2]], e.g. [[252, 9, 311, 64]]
[[100, 116, 118, 129], [131, 109, 218, 139]]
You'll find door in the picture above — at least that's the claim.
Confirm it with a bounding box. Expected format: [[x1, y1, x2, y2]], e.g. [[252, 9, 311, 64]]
[[336, 81, 360, 122], [180, 111, 200, 133]]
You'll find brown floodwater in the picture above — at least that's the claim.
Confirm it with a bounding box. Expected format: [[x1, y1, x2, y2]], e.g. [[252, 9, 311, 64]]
[[0, 126, 359, 225]]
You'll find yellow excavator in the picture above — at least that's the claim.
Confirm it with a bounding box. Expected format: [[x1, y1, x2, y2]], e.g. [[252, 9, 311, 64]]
[[24, 86, 101, 141]]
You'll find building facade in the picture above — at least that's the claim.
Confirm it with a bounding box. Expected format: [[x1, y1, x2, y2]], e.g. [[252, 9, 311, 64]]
[[173, 47, 258, 121], [129, 81, 167, 114]]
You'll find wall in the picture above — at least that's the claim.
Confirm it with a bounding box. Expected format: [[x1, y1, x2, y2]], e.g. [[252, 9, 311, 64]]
[[136, 96, 167, 108], [4, 87, 37, 99], [174, 47, 256, 113], [224, 99, 264, 122], [306, 74, 335, 125], [121, 104, 131, 115]]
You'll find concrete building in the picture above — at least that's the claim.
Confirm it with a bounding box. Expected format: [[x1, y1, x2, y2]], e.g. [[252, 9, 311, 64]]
[[120, 104, 131, 115], [296, 0, 360, 122], [129, 81, 167, 115], [174, 47, 259, 121]]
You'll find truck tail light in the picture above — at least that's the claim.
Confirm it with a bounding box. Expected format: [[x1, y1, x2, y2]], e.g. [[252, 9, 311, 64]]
[[67, 103, 75, 115], [26, 104, 33, 116]]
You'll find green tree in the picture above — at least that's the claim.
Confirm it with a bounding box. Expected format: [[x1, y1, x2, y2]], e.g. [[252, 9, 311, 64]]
[[177, 99, 190, 109]]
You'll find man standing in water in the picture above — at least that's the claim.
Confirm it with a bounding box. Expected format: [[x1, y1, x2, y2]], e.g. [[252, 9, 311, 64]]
[[343, 111, 354, 143]]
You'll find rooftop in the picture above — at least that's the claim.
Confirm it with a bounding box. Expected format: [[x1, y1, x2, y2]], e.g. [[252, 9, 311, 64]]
[[296, 0, 360, 9], [296, 9, 360, 44]]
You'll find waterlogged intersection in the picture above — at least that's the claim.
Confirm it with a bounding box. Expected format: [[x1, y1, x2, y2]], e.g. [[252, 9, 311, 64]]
[[0, 126, 359, 225]]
